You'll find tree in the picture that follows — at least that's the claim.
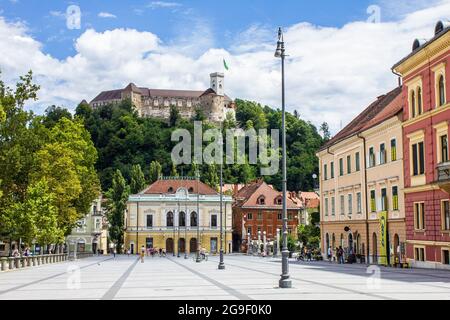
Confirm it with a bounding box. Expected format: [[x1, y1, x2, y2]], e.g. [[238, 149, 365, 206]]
[[106, 169, 130, 253], [320, 122, 331, 141], [204, 163, 219, 190], [43, 105, 72, 128], [169, 105, 180, 127], [130, 164, 146, 193], [149, 161, 162, 184], [170, 162, 178, 177]]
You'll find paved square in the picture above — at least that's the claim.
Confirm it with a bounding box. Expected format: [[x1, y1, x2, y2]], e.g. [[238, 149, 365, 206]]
[[1, 254, 450, 300]]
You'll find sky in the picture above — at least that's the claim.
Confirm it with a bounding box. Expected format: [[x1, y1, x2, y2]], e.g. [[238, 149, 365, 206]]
[[0, 0, 449, 134]]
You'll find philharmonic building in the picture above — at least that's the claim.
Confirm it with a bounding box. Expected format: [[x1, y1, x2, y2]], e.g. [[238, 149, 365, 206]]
[[89, 72, 235, 123], [124, 178, 233, 255]]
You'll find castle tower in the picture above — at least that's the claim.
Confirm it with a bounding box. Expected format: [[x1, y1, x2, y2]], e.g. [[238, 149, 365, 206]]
[[210, 72, 224, 96]]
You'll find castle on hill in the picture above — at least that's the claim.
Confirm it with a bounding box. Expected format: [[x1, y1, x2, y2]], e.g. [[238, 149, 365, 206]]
[[89, 72, 235, 123]]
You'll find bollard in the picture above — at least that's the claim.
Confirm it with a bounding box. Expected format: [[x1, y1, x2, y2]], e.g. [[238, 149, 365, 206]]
[[1, 257, 7, 271], [8, 257, 14, 270]]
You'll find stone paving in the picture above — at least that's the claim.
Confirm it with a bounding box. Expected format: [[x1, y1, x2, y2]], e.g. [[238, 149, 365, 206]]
[[1, 254, 450, 300]]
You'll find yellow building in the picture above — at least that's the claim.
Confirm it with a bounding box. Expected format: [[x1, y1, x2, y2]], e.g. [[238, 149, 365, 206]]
[[124, 177, 233, 255]]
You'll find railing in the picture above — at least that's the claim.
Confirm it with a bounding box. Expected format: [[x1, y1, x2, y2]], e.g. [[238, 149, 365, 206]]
[[0, 253, 70, 272], [437, 162, 450, 193]]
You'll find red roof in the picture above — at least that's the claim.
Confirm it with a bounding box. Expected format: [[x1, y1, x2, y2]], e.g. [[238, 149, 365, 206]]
[[140, 179, 218, 195], [319, 86, 402, 151], [234, 179, 298, 209]]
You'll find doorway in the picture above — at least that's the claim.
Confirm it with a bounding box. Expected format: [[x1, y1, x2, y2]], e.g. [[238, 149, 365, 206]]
[[166, 238, 174, 253]]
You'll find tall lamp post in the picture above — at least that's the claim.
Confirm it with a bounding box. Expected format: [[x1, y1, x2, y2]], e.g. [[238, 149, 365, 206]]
[[218, 120, 225, 270], [184, 189, 188, 259], [275, 27, 292, 288], [177, 199, 181, 258], [196, 170, 201, 262]]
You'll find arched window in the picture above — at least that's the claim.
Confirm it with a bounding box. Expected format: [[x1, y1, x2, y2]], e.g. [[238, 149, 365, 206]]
[[168, 187, 174, 193], [417, 87, 422, 115], [179, 211, 186, 227], [439, 75, 446, 106], [188, 187, 194, 193], [411, 90, 416, 118], [190, 212, 197, 227], [257, 196, 265, 205], [166, 212, 174, 227]]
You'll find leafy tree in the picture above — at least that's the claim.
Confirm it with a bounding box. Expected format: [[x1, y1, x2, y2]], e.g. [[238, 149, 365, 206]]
[[204, 163, 219, 190], [169, 105, 180, 127], [106, 169, 129, 253], [43, 105, 72, 128], [320, 122, 331, 141], [170, 162, 178, 177], [149, 160, 162, 184], [130, 164, 146, 193]]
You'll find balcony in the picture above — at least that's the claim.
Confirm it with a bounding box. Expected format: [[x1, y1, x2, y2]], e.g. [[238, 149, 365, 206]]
[[437, 162, 450, 193]]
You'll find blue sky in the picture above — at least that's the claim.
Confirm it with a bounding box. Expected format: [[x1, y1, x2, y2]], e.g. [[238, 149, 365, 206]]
[[0, 0, 448, 133], [0, 0, 392, 59]]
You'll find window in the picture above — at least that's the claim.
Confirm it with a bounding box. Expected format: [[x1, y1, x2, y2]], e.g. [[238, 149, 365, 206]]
[[439, 75, 445, 106], [339, 158, 344, 176], [247, 213, 253, 220], [355, 152, 360, 171], [331, 197, 336, 216], [277, 213, 282, 220], [247, 226, 252, 235], [324, 164, 328, 180], [391, 139, 397, 161], [95, 218, 101, 231], [166, 212, 174, 227], [412, 142, 425, 175], [340, 195, 345, 215], [411, 91, 416, 118], [442, 200, 450, 231], [415, 247, 425, 262], [190, 212, 198, 227], [179, 212, 186, 227], [288, 213, 293, 220], [392, 186, 399, 211], [380, 143, 386, 165], [325, 198, 329, 216], [347, 155, 351, 174], [348, 194, 353, 215], [414, 202, 425, 230], [257, 196, 265, 205], [330, 162, 334, 178], [369, 147, 375, 167], [275, 196, 282, 205], [381, 188, 387, 211], [443, 250, 450, 265], [146, 215, 153, 228], [441, 135, 448, 163], [370, 190, 376, 212], [257, 212, 263, 220], [211, 214, 217, 228], [356, 192, 362, 214], [417, 87, 422, 115]]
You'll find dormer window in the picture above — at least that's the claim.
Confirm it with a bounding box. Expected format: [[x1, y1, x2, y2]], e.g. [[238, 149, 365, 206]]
[[257, 196, 265, 205], [188, 187, 194, 193], [275, 196, 282, 205], [168, 187, 174, 193]]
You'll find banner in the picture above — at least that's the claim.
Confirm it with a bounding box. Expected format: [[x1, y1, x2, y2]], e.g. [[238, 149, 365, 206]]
[[379, 211, 388, 266]]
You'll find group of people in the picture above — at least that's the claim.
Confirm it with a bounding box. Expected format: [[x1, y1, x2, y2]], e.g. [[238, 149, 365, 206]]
[[327, 246, 352, 264]]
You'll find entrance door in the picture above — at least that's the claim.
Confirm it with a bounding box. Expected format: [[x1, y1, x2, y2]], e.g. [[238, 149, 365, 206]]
[[372, 233, 378, 263], [146, 237, 153, 249], [166, 238, 174, 253], [189, 238, 197, 253], [210, 237, 218, 253], [394, 234, 399, 263], [179, 238, 186, 253]]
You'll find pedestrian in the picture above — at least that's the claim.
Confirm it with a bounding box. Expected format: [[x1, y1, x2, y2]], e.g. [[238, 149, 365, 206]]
[[338, 246, 345, 264], [159, 248, 162, 257], [140, 245, 145, 263], [327, 246, 332, 262], [127, 249, 130, 257]]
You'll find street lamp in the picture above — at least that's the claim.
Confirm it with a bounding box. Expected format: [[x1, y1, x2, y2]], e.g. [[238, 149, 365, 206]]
[[275, 27, 292, 288], [196, 170, 201, 262], [184, 190, 188, 259], [218, 119, 225, 270], [177, 199, 181, 258]]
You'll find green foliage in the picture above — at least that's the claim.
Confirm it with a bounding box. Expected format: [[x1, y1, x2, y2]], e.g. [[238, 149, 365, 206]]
[[130, 164, 146, 194], [320, 122, 331, 141], [170, 162, 178, 177], [297, 223, 321, 249], [287, 234, 297, 252], [204, 163, 219, 190], [149, 160, 162, 184], [106, 169, 130, 252], [169, 105, 180, 127]]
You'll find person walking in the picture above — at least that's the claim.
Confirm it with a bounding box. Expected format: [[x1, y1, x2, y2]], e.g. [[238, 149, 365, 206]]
[[327, 246, 332, 262], [338, 246, 345, 264], [140, 245, 145, 263]]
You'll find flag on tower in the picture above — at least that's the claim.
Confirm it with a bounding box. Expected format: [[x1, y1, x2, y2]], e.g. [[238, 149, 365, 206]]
[[223, 59, 229, 71]]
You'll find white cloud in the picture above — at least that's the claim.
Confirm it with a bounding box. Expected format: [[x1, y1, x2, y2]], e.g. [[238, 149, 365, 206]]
[[98, 12, 117, 19], [148, 1, 181, 9], [0, 1, 449, 134], [49, 10, 65, 19]]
